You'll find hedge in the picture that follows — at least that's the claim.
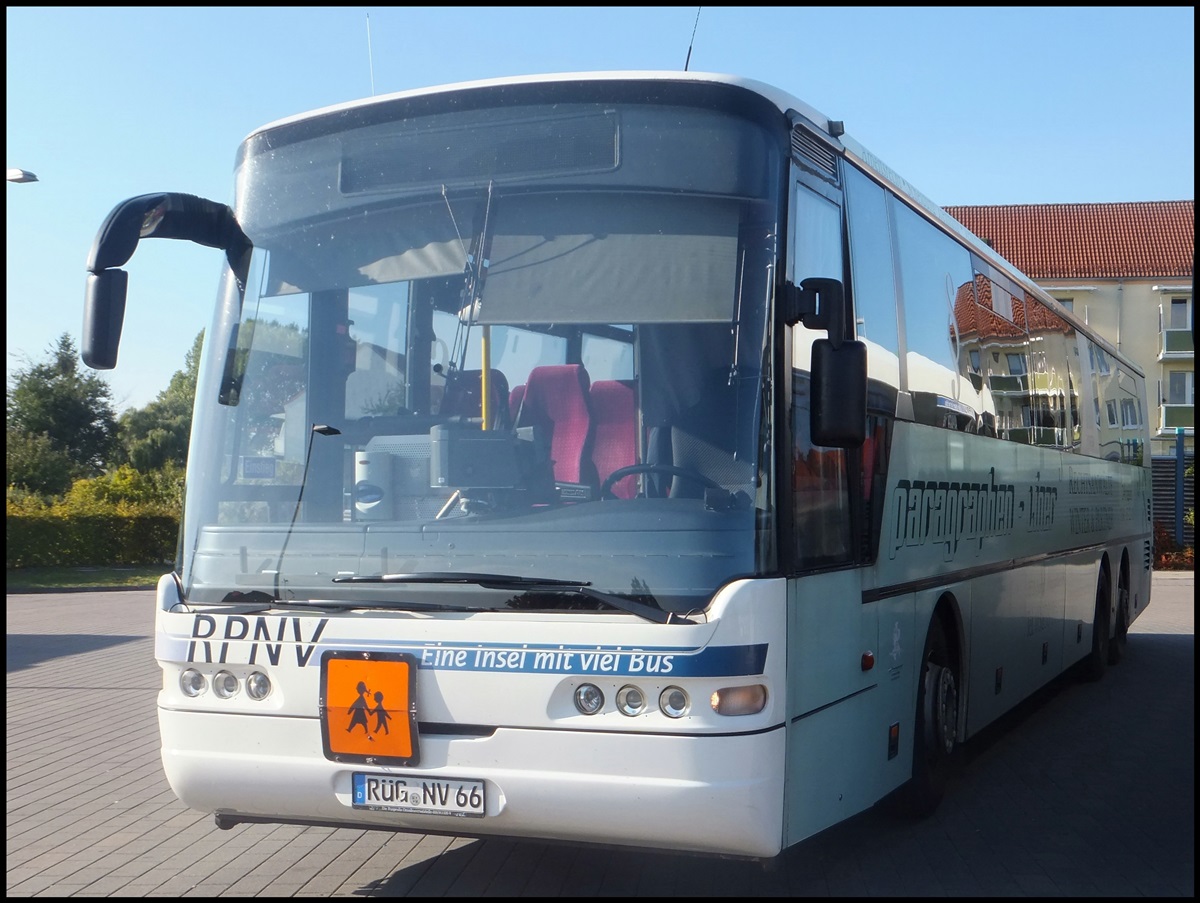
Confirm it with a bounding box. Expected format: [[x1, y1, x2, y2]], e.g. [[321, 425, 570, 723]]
[[6, 513, 178, 568]]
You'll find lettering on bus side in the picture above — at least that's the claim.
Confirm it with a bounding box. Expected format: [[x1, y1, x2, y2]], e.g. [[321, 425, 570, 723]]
[[1065, 466, 1119, 536], [186, 615, 328, 666], [888, 469, 1016, 561], [1026, 471, 1057, 533], [420, 647, 677, 675]]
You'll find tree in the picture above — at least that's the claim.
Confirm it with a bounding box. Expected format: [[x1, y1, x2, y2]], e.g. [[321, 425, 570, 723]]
[[7, 333, 117, 482], [114, 331, 203, 471], [5, 428, 76, 496]]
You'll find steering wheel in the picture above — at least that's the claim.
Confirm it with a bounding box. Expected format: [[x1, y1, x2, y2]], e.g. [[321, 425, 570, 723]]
[[600, 463, 721, 500]]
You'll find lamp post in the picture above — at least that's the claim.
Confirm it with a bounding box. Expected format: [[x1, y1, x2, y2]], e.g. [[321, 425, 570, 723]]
[[7, 169, 38, 183]]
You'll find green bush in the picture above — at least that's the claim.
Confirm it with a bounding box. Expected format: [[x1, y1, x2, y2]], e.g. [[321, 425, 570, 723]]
[[6, 510, 178, 568], [6, 465, 181, 568]]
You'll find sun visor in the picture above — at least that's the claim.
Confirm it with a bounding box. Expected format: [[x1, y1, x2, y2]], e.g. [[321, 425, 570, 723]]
[[263, 202, 473, 295], [477, 194, 739, 325]]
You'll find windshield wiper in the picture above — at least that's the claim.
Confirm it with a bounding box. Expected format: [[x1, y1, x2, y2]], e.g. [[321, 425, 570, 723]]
[[217, 589, 372, 612], [218, 587, 502, 615], [335, 571, 584, 589], [334, 572, 690, 624]]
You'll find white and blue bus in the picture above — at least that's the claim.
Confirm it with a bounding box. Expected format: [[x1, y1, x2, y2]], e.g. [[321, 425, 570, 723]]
[[83, 71, 1152, 859]]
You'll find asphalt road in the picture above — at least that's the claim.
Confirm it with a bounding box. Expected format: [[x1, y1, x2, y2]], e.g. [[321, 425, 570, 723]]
[[6, 572, 1194, 897]]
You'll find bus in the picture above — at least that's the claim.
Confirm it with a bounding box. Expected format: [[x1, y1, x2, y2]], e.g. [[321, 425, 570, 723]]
[[82, 71, 1153, 860]]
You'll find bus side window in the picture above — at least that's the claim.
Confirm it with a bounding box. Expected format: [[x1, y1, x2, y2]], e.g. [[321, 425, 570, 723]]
[[791, 370, 852, 568]]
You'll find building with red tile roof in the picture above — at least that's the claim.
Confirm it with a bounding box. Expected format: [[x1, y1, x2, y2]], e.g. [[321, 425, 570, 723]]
[[944, 201, 1194, 458]]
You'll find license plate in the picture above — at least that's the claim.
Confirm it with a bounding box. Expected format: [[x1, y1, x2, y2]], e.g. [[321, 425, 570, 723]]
[[352, 773, 485, 817]]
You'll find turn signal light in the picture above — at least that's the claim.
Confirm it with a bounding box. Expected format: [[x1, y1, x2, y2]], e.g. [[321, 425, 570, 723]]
[[710, 684, 767, 716]]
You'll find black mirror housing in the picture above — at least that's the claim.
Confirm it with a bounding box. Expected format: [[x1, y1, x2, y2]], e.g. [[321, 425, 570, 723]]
[[811, 337, 867, 448], [82, 269, 128, 370]]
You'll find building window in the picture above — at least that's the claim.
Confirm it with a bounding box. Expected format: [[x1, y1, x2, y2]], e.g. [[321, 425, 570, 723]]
[[1169, 298, 1191, 330], [1056, 297, 1074, 313], [1168, 370, 1194, 405], [1006, 352, 1027, 375], [1120, 398, 1141, 429], [1106, 400, 1119, 427]]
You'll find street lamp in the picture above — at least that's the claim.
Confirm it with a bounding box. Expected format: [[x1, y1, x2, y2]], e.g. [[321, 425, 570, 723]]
[[7, 169, 38, 183]]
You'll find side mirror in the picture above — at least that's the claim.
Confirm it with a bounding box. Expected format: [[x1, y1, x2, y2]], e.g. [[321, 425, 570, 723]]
[[82, 192, 249, 371], [811, 338, 867, 447], [82, 269, 128, 369], [783, 276, 867, 447]]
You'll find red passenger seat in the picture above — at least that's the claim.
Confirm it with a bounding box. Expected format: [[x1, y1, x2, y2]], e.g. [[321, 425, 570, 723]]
[[514, 365, 595, 487]]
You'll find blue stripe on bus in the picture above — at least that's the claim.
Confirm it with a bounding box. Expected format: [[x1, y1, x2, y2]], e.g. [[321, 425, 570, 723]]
[[167, 625, 768, 677], [403, 641, 768, 677]]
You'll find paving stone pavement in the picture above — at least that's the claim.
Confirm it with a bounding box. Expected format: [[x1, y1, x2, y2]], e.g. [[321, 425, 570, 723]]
[[6, 572, 1193, 897]]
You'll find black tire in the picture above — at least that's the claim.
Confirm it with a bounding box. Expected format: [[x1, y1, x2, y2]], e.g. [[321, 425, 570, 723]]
[[1082, 568, 1111, 682], [1107, 570, 1129, 666], [902, 616, 960, 817]]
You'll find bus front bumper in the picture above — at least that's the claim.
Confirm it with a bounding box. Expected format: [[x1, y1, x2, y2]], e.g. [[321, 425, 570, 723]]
[[159, 707, 786, 858]]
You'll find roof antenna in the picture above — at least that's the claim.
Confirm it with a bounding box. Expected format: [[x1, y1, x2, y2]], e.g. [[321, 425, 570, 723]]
[[366, 12, 376, 96], [684, 7, 701, 71]]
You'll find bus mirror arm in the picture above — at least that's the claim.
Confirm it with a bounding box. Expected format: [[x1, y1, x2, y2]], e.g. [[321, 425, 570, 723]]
[[82, 192, 250, 370], [781, 277, 847, 348]]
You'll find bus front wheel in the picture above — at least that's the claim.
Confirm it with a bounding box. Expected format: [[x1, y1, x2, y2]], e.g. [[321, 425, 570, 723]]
[[903, 616, 960, 817]]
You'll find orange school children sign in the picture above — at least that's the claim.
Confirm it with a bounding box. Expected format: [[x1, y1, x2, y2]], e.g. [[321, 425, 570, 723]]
[[320, 650, 419, 765]]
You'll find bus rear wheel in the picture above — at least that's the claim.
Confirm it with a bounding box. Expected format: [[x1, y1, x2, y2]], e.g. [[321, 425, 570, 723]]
[[902, 617, 959, 817], [1082, 567, 1111, 681], [1107, 570, 1129, 666]]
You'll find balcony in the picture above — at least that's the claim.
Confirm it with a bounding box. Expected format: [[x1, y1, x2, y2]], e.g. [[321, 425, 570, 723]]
[[988, 374, 1027, 393], [1159, 404, 1195, 431], [1159, 328, 1194, 361]]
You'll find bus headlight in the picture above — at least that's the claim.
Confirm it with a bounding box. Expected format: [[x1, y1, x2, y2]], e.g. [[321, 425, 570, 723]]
[[615, 685, 647, 716], [573, 683, 605, 715], [213, 671, 240, 699], [710, 684, 767, 716], [658, 686, 689, 718], [246, 671, 272, 700], [180, 669, 206, 697]]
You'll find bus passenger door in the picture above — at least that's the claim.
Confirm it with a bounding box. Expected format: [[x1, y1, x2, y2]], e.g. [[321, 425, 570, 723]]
[[784, 391, 890, 844], [783, 167, 894, 843]]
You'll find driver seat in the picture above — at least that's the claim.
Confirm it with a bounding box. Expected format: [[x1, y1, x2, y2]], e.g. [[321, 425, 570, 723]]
[[657, 369, 756, 498], [440, 368, 512, 429], [590, 379, 638, 498]]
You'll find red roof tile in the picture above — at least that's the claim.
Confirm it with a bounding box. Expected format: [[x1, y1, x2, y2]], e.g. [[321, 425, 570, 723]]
[[943, 201, 1194, 281]]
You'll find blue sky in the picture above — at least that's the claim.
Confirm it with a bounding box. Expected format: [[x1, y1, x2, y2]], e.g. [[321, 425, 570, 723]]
[[6, 6, 1194, 413]]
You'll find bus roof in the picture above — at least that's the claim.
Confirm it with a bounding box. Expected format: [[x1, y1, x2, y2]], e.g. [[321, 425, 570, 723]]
[[242, 70, 1138, 375], [244, 70, 836, 141]]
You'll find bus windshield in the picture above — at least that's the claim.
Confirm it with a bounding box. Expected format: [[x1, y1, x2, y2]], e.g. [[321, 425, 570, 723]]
[[181, 97, 784, 615]]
